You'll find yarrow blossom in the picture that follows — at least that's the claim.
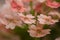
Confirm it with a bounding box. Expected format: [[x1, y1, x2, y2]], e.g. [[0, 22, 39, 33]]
[[0, 18, 9, 25], [46, 0, 60, 8], [11, 0, 26, 12], [0, 3, 23, 29], [5, 22, 16, 29], [38, 14, 58, 25], [0, 0, 60, 39], [28, 25, 51, 38], [18, 13, 35, 24], [48, 11, 60, 18]]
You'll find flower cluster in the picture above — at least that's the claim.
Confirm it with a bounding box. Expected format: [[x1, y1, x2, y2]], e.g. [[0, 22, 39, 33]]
[[0, 0, 60, 38]]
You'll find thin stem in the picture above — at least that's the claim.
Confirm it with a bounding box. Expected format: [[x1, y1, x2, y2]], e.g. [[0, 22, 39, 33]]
[[34, 38, 40, 40]]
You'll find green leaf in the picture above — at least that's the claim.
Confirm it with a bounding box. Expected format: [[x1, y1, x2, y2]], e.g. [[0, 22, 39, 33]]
[[55, 0, 60, 2], [42, 22, 60, 40], [34, 38, 41, 40], [30, 1, 33, 9], [30, 10, 35, 16], [43, 24, 50, 29], [21, 24, 29, 30], [30, 1, 35, 15], [13, 26, 34, 40]]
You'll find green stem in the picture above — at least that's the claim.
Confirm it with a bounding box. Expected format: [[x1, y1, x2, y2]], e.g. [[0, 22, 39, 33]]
[[30, 1, 33, 9], [30, 1, 35, 15], [34, 38, 40, 40]]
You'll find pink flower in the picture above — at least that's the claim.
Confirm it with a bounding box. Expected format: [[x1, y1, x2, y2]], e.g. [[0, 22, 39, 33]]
[[5, 22, 16, 29], [0, 13, 8, 25], [38, 14, 58, 25], [0, 15, 22, 29], [34, 3, 45, 14], [11, 0, 26, 12], [55, 37, 60, 40], [0, 18, 9, 25], [0, 23, 12, 34], [28, 25, 51, 38], [18, 13, 35, 24], [0, 3, 23, 29], [46, 0, 60, 8], [5, 19, 23, 29], [34, 3, 42, 13], [48, 11, 60, 18]]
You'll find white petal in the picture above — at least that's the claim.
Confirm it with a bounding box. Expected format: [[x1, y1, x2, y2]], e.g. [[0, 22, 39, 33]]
[[0, 18, 8, 25], [5, 22, 16, 29], [37, 0, 46, 3]]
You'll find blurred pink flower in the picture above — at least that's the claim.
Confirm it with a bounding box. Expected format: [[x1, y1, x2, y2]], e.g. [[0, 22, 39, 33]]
[[55, 37, 60, 40], [38, 14, 58, 25], [48, 11, 60, 18], [5, 19, 23, 29], [0, 17, 9, 25], [0, 2, 24, 30], [0, 16, 22, 29], [11, 0, 26, 12], [5, 22, 16, 29], [34, 3, 42, 13], [28, 25, 51, 37], [46, 0, 60, 8], [34, 3, 45, 14], [18, 13, 35, 24]]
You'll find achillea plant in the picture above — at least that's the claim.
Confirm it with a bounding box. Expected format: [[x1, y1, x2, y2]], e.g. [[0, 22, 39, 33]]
[[0, 0, 60, 40]]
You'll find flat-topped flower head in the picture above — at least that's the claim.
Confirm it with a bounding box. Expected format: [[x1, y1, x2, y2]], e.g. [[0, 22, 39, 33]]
[[11, 0, 26, 12], [18, 13, 35, 24], [46, 0, 60, 8], [38, 14, 58, 25], [0, 17, 9, 25], [28, 25, 51, 37], [48, 11, 60, 19], [5, 22, 16, 29]]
